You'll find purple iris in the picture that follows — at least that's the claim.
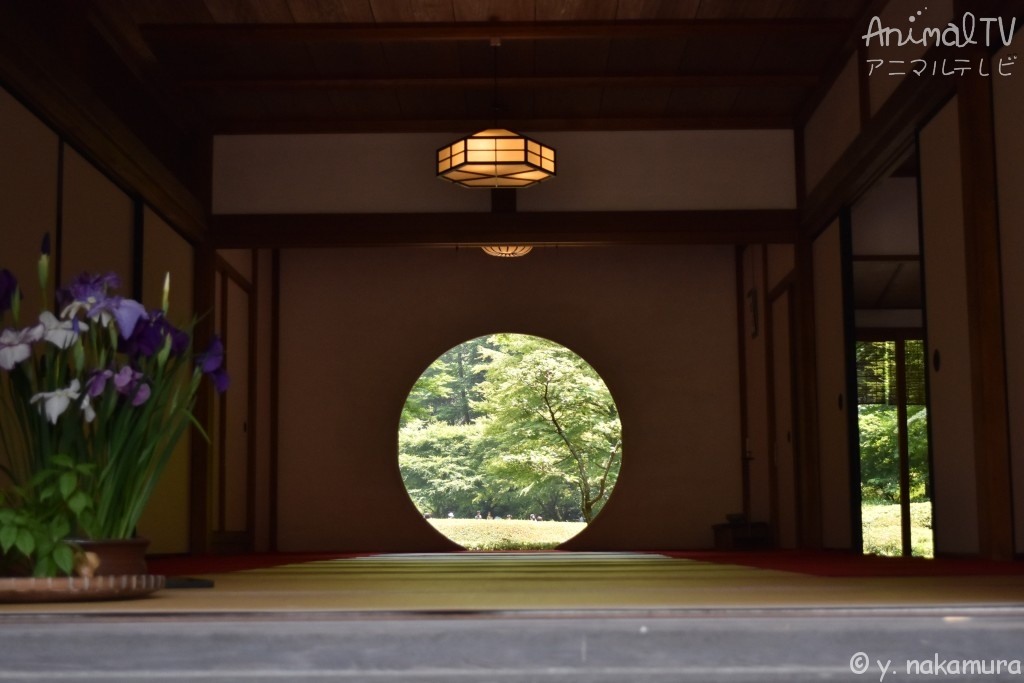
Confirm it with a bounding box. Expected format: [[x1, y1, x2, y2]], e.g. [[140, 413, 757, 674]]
[[93, 296, 148, 339], [86, 369, 114, 398], [86, 366, 150, 406], [0, 269, 17, 316], [198, 335, 230, 393], [58, 272, 147, 339], [58, 272, 120, 310], [113, 366, 150, 406], [119, 311, 189, 358]]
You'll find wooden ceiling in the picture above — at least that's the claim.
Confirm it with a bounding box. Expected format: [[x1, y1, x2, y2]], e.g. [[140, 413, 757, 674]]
[[0, 0, 888, 240], [74, 0, 874, 137]]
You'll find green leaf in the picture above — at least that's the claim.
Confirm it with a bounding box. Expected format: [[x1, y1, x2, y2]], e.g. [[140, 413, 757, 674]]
[[0, 508, 15, 524], [50, 454, 74, 469], [52, 543, 75, 575], [0, 524, 17, 553], [33, 556, 55, 578], [50, 518, 70, 541], [59, 472, 78, 499], [15, 528, 36, 556], [67, 491, 91, 515], [38, 485, 56, 502]]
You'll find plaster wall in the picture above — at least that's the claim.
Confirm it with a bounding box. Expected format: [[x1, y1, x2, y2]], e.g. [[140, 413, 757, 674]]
[[804, 56, 861, 193], [993, 44, 1024, 555], [814, 220, 853, 549], [212, 130, 796, 215], [136, 208, 195, 554], [918, 96, 980, 555], [0, 86, 58, 315], [276, 245, 741, 551]]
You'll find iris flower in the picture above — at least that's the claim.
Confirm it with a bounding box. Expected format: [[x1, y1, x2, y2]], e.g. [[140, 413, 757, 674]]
[[86, 366, 151, 406], [119, 311, 188, 359], [39, 311, 87, 349], [197, 335, 230, 393], [58, 272, 147, 339], [113, 366, 150, 406], [0, 269, 18, 316], [30, 379, 82, 424], [0, 324, 43, 370]]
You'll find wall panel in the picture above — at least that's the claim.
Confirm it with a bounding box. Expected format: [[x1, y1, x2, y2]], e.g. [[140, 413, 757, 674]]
[[135, 208, 194, 554], [0, 86, 58, 315], [213, 130, 796, 215], [992, 44, 1024, 555], [918, 96, 979, 555], [813, 220, 853, 549], [804, 57, 861, 193], [60, 147, 133, 290], [277, 245, 741, 552], [867, 0, 954, 116], [742, 245, 772, 524]]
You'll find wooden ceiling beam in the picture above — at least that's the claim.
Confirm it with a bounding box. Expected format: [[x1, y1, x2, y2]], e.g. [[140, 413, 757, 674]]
[[179, 73, 821, 91], [210, 114, 796, 134], [210, 210, 798, 249], [140, 19, 852, 44]]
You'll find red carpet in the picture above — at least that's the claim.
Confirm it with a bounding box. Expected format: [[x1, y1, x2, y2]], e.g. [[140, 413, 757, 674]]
[[147, 550, 1024, 578]]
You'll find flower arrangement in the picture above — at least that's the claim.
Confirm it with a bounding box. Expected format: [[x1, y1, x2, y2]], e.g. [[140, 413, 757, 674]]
[[0, 236, 227, 576]]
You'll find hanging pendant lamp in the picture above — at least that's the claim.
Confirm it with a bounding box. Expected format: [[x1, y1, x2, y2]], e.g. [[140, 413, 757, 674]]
[[436, 39, 554, 257]]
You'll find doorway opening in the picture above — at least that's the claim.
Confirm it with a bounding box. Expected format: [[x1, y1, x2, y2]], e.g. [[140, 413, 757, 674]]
[[855, 337, 933, 557], [398, 334, 622, 550]]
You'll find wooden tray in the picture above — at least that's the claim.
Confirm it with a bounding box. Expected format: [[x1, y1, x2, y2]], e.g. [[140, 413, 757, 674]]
[[0, 574, 164, 603]]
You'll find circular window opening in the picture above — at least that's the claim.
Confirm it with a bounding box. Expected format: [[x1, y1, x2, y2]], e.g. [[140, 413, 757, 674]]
[[399, 334, 622, 550]]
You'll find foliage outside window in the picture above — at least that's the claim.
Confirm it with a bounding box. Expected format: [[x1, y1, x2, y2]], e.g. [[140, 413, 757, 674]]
[[399, 334, 621, 541]]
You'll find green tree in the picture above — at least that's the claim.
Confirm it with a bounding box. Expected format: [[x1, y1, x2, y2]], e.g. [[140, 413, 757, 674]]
[[475, 334, 621, 522], [856, 340, 930, 504], [400, 338, 490, 427], [399, 420, 484, 517]]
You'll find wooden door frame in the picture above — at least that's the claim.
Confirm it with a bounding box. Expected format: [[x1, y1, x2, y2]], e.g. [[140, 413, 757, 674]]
[[212, 252, 258, 553]]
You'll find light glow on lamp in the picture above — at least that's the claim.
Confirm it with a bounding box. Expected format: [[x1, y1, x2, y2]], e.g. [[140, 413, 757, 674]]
[[437, 128, 555, 188], [480, 245, 533, 258]]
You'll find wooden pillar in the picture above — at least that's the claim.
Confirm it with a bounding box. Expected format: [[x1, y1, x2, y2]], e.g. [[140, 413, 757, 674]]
[[956, 43, 1015, 560], [189, 238, 215, 555], [793, 236, 823, 549]]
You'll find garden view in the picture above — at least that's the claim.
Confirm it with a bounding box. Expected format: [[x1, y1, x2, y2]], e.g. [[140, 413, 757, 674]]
[[400, 335, 933, 555], [399, 334, 620, 549], [857, 339, 934, 557]]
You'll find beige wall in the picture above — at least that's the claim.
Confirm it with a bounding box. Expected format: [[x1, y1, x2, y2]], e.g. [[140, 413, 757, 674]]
[[741, 245, 772, 525], [993, 44, 1024, 555], [804, 56, 862, 193], [135, 207, 195, 554], [254, 249, 274, 552], [213, 130, 796, 214], [60, 147, 134, 289], [0, 86, 58, 316], [866, 0, 954, 116], [850, 177, 920, 256], [277, 245, 742, 551], [813, 220, 853, 549], [766, 244, 795, 293], [918, 97, 979, 556]]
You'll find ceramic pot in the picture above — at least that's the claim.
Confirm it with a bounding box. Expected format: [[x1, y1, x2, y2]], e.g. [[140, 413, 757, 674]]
[[71, 537, 150, 576]]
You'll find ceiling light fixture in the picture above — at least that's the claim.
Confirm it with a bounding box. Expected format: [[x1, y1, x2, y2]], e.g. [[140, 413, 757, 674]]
[[480, 245, 533, 258], [436, 38, 555, 189], [436, 127, 556, 189], [436, 39, 554, 259]]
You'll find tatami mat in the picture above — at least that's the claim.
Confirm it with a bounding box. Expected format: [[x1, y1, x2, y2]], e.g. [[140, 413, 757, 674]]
[[4, 551, 1024, 615]]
